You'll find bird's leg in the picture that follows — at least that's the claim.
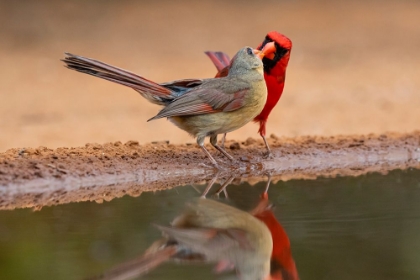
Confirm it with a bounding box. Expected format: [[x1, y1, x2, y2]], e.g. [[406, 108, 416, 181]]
[[215, 175, 235, 198], [210, 135, 234, 161], [250, 174, 272, 216], [201, 171, 220, 198], [258, 122, 273, 158], [197, 136, 219, 167], [220, 133, 227, 148], [262, 173, 272, 199], [222, 188, 229, 198], [261, 134, 273, 158]]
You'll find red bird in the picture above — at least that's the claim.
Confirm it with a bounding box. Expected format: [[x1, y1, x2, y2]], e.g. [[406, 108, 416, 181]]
[[206, 31, 292, 156], [251, 190, 299, 280]]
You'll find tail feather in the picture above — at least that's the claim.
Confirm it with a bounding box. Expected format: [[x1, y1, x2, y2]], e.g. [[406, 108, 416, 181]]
[[85, 246, 177, 280], [204, 51, 231, 72], [63, 53, 174, 105]]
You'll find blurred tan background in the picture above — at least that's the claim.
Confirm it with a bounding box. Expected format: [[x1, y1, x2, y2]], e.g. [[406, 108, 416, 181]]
[[0, 0, 419, 152]]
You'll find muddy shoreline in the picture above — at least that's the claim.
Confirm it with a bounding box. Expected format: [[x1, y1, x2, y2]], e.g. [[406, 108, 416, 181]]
[[1, 132, 420, 210]]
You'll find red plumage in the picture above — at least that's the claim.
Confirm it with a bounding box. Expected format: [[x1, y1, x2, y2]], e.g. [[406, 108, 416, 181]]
[[253, 201, 299, 280]]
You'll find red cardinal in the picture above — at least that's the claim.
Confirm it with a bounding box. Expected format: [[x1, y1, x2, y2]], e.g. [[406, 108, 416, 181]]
[[206, 31, 292, 156], [63, 44, 276, 167], [250, 190, 299, 280]]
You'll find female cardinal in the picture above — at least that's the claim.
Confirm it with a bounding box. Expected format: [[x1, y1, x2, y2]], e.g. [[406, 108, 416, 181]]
[[90, 198, 274, 280], [63, 45, 275, 167], [205, 31, 292, 156]]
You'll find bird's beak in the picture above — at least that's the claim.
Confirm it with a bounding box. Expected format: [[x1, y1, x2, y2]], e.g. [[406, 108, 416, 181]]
[[259, 41, 276, 60], [253, 49, 264, 59]]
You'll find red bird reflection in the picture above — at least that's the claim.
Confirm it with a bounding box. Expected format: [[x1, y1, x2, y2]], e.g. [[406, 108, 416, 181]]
[[250, 185, 299, 280]]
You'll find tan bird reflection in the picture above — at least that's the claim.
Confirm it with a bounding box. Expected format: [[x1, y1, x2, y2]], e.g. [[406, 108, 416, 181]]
[[88, 198, 273, 280]]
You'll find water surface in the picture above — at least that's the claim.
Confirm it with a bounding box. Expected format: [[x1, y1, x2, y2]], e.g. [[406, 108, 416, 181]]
[[1, 168, 420, 280]]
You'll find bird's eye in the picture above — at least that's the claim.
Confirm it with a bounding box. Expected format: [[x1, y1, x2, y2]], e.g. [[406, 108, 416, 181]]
[[246, 47, 253, 55]]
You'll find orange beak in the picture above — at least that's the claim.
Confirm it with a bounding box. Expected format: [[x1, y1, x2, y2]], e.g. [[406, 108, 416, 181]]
[[253, 49, 264, 59], [257, 41, 276, 60]]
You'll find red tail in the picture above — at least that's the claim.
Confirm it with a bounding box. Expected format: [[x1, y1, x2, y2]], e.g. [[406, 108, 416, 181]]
[[204, 51, 231, 78], [204, 51, 231, 71]]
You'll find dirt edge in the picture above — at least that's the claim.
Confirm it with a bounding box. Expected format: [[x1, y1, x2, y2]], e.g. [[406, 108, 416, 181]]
[[0, 131, 419, 210]]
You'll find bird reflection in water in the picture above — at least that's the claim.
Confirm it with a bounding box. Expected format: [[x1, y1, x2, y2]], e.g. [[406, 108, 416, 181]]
[[87, 176, 298, 280]]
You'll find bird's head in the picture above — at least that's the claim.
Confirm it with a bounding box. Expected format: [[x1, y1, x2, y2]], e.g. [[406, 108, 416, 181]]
[[228, 43, 277, 76], [229, 46, 265, 76], [257, 31, 292, 76]]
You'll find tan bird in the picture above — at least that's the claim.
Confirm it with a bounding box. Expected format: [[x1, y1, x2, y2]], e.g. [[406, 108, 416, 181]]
[[63, 46, 272, 167]]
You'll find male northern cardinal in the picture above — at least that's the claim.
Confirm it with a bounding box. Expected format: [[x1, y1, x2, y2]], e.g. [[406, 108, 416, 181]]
[[205, 31, 292, 156], [63, 45, 275, 166], [90, 198, 273, 280], [250, 191, 299, 280]]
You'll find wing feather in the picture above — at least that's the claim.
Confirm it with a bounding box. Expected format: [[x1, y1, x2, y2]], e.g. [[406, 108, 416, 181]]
[[148, 79, 249, 121]]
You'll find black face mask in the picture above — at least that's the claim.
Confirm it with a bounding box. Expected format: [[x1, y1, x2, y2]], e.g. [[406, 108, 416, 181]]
[[258, 36, 288, 75]]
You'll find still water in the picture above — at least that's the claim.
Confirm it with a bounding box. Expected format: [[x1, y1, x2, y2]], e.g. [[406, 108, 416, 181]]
[[1, 168, 420, 280]]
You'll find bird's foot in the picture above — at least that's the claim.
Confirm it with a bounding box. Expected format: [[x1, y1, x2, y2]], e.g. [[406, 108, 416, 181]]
[[223, 157, 239, 166], [262, 151, 274, 159]]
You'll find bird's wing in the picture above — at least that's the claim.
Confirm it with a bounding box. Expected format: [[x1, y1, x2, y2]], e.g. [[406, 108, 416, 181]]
[[148, 79, 249, 121], [159, 79, 204, 97], [155, 225, 253, 252], [160, 79, 203, 88]]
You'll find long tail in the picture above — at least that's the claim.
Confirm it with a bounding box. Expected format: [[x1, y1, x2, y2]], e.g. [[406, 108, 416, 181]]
[[63, 53, 174, 105], [86, 245, 177, 280]]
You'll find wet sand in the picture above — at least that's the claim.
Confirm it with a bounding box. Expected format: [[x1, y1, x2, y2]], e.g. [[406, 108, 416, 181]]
[[1, 131, 419, 210]]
